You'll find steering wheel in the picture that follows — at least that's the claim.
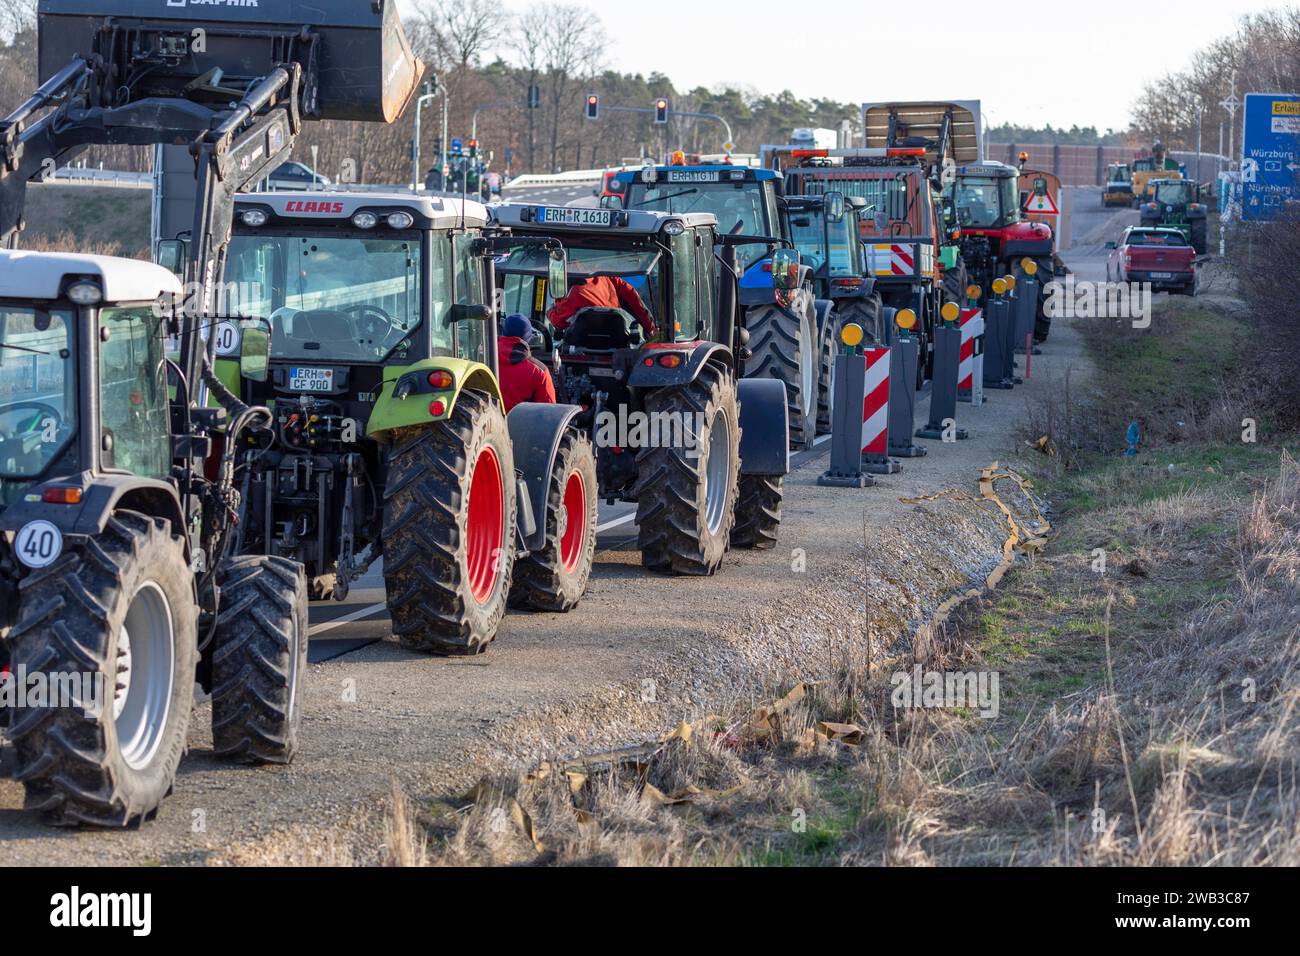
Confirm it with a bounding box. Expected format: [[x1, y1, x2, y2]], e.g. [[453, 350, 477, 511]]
[[341, 303, 398, 346], [0, 401, 63, 449]]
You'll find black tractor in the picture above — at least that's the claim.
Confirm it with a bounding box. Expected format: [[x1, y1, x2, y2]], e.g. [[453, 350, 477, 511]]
[[488, 202, 791, 570]]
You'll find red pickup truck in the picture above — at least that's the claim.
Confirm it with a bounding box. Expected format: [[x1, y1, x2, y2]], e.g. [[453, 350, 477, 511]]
[[1106, 227, 1196, 295]]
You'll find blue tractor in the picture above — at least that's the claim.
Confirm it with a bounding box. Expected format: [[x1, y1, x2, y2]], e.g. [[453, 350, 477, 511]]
[[610, 164, 821, 447], [784, 191, 883, 432]]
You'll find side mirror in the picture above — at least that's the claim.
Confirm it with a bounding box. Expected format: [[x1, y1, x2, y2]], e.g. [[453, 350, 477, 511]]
[[1104, 240, 1118, 250], [239, 326, 270, 383], [449, 303, 492, 325], [824, 190, 845, 223], [548, 247, 568, 300], [599, 194, 622, 209], [641, 164, 658, 185], [770, 248, 799, 309], [155, 239, 186, 277]]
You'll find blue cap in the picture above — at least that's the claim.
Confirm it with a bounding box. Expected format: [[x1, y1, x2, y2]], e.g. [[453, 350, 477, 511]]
[[502, 313, 532, 339]]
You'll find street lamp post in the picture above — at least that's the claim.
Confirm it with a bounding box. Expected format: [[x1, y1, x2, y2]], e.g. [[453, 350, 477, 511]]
[[413, 87, 448, 192]]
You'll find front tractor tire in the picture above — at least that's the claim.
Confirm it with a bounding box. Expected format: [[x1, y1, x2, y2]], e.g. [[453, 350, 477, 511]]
[[509, 429, 598, 611], [6, 511, 197, 826], [382, 389, 517, 655], [636, 363, 741, 575], [210, 555, 308, 763], [746, 293, 816, 449]]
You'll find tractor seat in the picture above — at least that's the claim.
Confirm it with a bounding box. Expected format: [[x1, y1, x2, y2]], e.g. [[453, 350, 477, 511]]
[[565, 307, 635, 352]]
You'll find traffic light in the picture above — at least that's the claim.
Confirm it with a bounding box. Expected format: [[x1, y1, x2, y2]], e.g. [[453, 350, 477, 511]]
[[468, 138, 478, 158], [527, 84, 540, 109], [585, 94, 599, 120], [422, 75, 439, 97], [654, 98, 668, 124]]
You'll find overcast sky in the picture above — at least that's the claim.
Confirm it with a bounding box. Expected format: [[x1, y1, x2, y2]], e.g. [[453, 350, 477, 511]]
[[401, 0, 1279, 132]]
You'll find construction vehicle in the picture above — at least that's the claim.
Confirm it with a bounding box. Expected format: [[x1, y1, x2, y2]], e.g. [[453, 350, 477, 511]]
[[219, 191, 597, 654], [778, 102, 980, 387], [1131, 142, 1183, 206], [1140, 179, 1208, 254], [488, 202, 791, 567], [0, 0, 422, 825], [612, 163, 819, 448], [945, 159, 1055, 342], [785, 192, 880, 431], [1103, 163, 1134, 206]]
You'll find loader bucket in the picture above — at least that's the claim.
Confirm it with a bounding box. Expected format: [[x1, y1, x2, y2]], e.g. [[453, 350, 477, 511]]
[[37, 0, 423, 123]]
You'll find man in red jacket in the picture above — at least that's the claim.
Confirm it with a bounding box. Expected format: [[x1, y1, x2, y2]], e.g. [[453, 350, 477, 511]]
[[547, 274, 655, 336], [497, 314, 557, 412]]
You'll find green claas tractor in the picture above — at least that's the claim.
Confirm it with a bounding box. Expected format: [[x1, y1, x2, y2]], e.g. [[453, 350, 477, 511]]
[[487, 202, 791, 568], [220, 192, 597, 655], [0, 251, 302, 825], [1140, 179, 1208, 254]]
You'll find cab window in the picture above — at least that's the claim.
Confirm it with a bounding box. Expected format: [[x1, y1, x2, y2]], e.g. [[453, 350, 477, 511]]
[[98, 305, 170, 479], [453, 233, 487, 364], [671, 231, 699, 341]]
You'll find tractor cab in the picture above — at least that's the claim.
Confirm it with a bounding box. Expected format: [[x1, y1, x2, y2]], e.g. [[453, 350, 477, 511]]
[[947, 161, 1054, 300], [785, 192, 875, 304]]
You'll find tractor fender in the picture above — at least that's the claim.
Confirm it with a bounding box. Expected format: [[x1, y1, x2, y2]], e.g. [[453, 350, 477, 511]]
[[0, 474, 186, 545], [366, 358, 503, 442], [507, 401, 583, 553], [812, 297, 835, 335], [627, 341, 731, 389], [737, 378, 790, 476]]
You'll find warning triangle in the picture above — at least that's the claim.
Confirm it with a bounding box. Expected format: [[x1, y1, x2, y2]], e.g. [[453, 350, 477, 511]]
[[1025, 191, 1059, 215]]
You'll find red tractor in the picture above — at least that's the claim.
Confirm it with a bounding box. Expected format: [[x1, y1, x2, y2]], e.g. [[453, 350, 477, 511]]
[[944, 160, 1055, 341]]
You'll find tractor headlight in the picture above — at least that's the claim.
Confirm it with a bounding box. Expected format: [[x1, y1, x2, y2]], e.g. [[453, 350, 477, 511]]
[[351, 211, 379, 229], [386, 211, 415, 229], [663, 220, 685, 236], [240, 208, 269, 227], [66, 280, 103, 305]]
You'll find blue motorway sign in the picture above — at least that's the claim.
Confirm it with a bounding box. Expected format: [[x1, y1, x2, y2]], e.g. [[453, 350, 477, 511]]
[[1241, 92, 1300, 221]]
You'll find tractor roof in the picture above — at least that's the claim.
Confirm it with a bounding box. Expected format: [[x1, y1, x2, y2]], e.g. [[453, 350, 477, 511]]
[[0, 249, 182, 302], [613, 165, 779, 185], [954, 161, 1018, 179], [233, 191, 490, 230], [488, 202, 716, 235]]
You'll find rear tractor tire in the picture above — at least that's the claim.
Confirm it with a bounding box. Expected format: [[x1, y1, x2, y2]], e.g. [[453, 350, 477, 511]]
[[636, 363, 741, 575], [815, 307, 843, 435], [211, 555, 308, 764], [509, 429, 598, 611], [6, 511, 196, 826], [745, 292, 816, 450], [382, 389, 517, 655]]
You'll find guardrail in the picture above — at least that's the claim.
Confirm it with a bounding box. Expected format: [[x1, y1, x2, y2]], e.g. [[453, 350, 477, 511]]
[[48, 167, 150, 188], [501, 170, 604, 190]]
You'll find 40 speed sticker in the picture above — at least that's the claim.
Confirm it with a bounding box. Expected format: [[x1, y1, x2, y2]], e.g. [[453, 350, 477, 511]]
[[14, 519, 63, 569]]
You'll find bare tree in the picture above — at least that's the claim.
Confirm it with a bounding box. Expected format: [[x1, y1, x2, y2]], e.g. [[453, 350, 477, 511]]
[[510, 6, 548, 173], [538, 4, 603, 171], [416, 0, 506, 70]]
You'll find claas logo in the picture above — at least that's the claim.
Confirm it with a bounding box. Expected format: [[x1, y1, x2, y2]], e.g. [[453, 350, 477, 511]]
[[283, 200, 346, 214]]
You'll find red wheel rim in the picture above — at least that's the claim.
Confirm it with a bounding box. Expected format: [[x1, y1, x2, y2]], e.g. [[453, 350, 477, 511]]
[[559, 469, 586, 572], [466, 445, 505, 604]]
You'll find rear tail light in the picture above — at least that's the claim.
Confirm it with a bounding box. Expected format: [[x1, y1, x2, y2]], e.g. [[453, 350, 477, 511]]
[[658, 353, 683, 368], [427, 370, 454, 389], [832, 278, 864, 287], [42, 486, 82, 504]]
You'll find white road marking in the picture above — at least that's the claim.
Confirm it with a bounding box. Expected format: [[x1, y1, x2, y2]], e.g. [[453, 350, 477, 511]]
[[814, 433, 831, 445], [310, 511, 638, 637]]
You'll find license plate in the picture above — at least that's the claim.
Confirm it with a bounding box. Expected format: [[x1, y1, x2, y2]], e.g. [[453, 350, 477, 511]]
[[537, 206, 611, 226], [666, 170, 720, 183], [1150, 272, 1173, 279], [289, 367, 334, 391]]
